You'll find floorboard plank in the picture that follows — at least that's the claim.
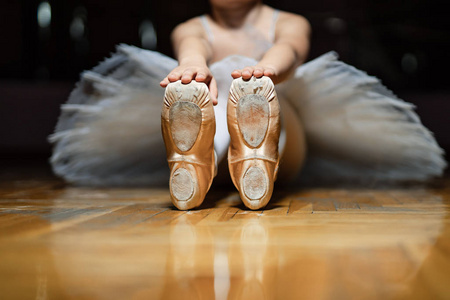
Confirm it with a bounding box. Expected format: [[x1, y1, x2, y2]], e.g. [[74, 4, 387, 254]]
[[0, 177, 449, 299]]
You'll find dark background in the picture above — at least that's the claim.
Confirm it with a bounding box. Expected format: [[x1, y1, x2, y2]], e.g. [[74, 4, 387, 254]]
[[1, 0, 449, 169]]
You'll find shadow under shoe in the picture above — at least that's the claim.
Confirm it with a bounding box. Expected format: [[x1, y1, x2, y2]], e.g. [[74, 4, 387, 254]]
[[227, 76, 281, 210], [161, 81, 216, 210]]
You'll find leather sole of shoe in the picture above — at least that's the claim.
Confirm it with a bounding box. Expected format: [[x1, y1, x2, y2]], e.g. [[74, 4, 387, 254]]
[[164, 81, 214, 210], [169, 101, 201, 204], [169, 101, 202, 152], [229, 77, 280, 210], [237, 95, 270, 202]]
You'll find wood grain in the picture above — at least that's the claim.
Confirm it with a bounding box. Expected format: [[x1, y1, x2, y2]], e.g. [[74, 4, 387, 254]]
[[0, 177, 449, 299]]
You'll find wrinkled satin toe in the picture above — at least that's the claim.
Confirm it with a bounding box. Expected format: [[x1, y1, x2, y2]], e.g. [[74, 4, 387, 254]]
[[162, 80, 216, 210]]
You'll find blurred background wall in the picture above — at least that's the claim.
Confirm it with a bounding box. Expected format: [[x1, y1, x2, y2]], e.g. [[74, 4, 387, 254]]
[[0, 0, 449, 167]]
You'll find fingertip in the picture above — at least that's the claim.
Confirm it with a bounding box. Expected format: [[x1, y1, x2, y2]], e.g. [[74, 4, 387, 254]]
[[253, 69, 263, 78], [181, 78, 192, 84], [195, 73, 206, 82], [263, 69, 275, 76], [168, 73, 179, 81], [160, 78, 169, 87], [242, 71, 252, 80], [210, 92, 218, 105]]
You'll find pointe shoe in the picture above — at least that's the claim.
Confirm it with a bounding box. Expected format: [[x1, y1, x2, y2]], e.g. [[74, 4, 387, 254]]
[[161, 80, 216, 210], [227, 76, 281, 210]]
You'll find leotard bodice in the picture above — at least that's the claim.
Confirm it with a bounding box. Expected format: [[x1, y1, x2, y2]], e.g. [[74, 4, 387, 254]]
[[199, 9, 279, 63]]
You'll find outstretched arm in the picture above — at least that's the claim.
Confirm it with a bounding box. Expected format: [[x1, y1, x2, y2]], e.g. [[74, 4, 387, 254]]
[[160, 19, 218, 105], [232, 12, 311, 84]]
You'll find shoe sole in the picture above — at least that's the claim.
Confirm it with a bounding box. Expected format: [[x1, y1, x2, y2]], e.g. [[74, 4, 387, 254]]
[[237, 94, 270, 148], [164, 81, 212, 209], [237, 94, 270, 201], [229, 77, 280, 209], [169, 101, 202, 152]]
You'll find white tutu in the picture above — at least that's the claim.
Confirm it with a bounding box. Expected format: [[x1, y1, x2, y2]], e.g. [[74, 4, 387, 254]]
[[49, 44, 446, 186]]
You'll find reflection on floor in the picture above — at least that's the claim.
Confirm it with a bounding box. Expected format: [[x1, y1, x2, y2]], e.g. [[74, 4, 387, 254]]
[[0, 177, 449, 299]]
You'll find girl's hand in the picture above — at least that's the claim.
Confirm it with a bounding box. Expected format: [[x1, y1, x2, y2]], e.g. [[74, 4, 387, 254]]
[[231, 65, 279, 83], [160, 64, 218, 105]]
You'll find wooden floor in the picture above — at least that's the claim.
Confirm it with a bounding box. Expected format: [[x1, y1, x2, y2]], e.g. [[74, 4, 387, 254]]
[[1, 170, 449, 299]]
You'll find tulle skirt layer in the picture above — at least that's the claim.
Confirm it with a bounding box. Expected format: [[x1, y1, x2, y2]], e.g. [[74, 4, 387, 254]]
[[49, 45, 446, 186]]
